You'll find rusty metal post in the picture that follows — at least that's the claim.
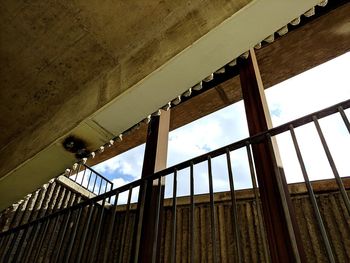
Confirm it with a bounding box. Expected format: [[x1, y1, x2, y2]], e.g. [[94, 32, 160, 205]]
[[238, 49, 306, 262], [133, 109, 170, 263]]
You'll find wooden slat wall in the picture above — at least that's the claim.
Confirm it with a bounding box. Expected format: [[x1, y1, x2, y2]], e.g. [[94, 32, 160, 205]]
[[0, 180, 84, 233], [0, 183, 349, 262], [100, 188, 350, 263]]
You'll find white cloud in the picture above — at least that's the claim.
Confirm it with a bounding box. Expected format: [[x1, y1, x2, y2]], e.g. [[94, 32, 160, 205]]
[[165, 101, 251, 194], [168, 100, 248, 166], [92, 52, 350, 199], [273, 113, 350, 184], [94, 144, 145, 180], [266, 52, 350, 126], [266, 52, 350, 183], [112, 177, 129, 188], [110, 178, 140, 204]]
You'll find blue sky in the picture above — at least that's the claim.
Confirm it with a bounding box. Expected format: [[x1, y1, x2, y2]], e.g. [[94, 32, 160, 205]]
[[92, 52, 350, 203]]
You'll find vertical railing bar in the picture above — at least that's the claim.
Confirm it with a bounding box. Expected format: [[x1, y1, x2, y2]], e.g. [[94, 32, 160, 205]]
[[36, 181, 59, 220], [22, 221, 43, 263], [118, 187, 133, 263], [51, 211, 72, 263], [25, 193, 42, 222], [41, 193, 76, 261], [33, 187, 67, 262], [225, 148, 242, 263], [12, 196, 32, 227], [0, 198, 28, 261], [81, 166, 87, 186], [0, 238, 5, 259], [0, 234, 7, 256], [108, 183, 113, 203], [69, 168, 74, 176], [63, 207, 83, 262], [0, 239, 4, 259], [17, 181, 54, 262], [104, 180, 108, 194], [51, 212, 71, 263], [2, 230, 20, 262], [98, 177, 103, 195], [338, 106, 350, 133], [73, 163, 82, 182], [87, 171, 93, 191], [66, 167, 73, 178], [10, 189, 43, 262], [132, 180, 148, 263], [246, 143, 269, 262], [7, 199, 26, 229], [101, 192, 119, 263], [103, 192, 119, 263], [0, 234, 5, 248], [289, 125, 335, 262], [207, 156, 218, 263], [89, 198, 107, 263], [170, 169, 178, 263], [3, 190, 39, 262], [5, 190, 42, 262], [12, 201, 39, 262], [41, 189, 77, 261], [72, 171, 77, 182], [4, 231, 18, 262], [313, 116, 350, 214], [31, 219, 50, 262], [76, 203, 95, 262], [0, 234, 10, 258], [41, 216, 59, 260], [151, 177, 163, 263], [190, 162, 195, 263], [92, 173, 98, 194], [46, 184, 64, 216], [14, 198, 33, 227]]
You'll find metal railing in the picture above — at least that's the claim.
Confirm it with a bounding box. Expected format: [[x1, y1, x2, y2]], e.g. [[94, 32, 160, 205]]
[[0, 99, 349, 262], [65, 164, 113, 196]]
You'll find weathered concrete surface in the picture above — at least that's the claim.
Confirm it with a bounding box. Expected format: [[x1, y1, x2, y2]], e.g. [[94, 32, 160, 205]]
[[0, 0, 251, 178], [0, 0, 325, 209], [87, 76, 242, 166], [0, 0, 252, 209]]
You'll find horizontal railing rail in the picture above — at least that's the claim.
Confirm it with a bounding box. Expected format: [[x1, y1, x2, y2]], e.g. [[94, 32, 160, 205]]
[[1, 98, 349, 262], [1, 98, 349, 236]]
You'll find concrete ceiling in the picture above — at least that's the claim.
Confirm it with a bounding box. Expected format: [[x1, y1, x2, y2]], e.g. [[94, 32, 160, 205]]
[[0, 0, 330, 210], [89, 2, 350, 166]]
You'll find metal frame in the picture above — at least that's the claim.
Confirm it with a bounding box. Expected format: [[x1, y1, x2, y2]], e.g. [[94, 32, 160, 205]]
[[66, 164, 113, 197], [1, 99, 349, 262]]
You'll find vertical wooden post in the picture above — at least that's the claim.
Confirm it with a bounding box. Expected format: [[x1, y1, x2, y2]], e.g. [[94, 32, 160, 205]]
[[133, 109, 170, 263], [238, 49, 306, 262]]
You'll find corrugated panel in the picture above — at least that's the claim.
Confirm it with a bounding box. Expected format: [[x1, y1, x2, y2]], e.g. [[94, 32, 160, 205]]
[[159, 190, 350, 262], [0, 181, 349, 262], [158, 200, 268, 263]]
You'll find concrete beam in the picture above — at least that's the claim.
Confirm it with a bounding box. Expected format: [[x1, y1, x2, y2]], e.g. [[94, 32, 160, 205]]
[[0, 0, 320, 210], [91, 2, 350, 167]]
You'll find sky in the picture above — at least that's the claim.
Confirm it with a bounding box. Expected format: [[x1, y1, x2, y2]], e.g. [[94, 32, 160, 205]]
[[91, 52, 350, 203]]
